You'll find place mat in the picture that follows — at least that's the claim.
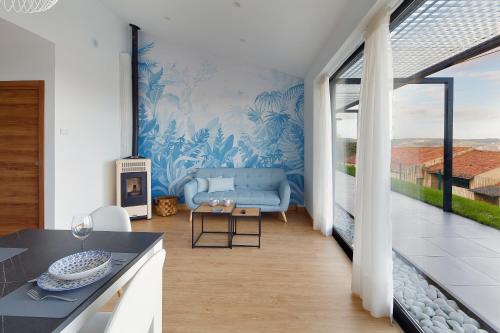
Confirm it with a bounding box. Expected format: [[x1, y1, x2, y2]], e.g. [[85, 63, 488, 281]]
[[0, 248, 27, 263], [0, 252, 137, 318]]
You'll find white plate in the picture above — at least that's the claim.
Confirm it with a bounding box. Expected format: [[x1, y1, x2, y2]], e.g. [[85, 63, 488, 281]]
[[48, 250, 112, 281], [37, 262, 112, 291]]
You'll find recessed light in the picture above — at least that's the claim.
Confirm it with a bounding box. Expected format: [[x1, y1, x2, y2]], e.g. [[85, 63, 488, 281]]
[[240, 38, 246, 43], [233, 1, 241, 8], [163, 16, 171, 21]]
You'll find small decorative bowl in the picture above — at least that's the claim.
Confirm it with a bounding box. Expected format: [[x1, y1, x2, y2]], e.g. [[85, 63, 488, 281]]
[[208, 199, 219, 207], [222, 199, 233, 207], [48, 250, 112, 281]]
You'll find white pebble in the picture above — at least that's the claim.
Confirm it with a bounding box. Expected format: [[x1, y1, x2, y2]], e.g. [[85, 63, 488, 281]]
[[447, 300, 459, 310], [411, 306, 423, 317], [433, 320, 449, 330], [420, 318, 433, 327], [431, 326, 451, 333], [435, 309, 450, 319], [427, 288, 438, 300], [463, 324, 478, 333], [449, 311, 465, 324], [447, 320, 464, 333], [417, 312, 431, 321], [413, 301, 426, 309], [424, 306, 436, 317], [463, 318, 479, 328], [432, 316, 447, 326]]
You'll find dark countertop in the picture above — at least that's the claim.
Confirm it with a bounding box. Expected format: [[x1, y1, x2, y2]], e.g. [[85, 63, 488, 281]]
[[0, 229, 163, 333]]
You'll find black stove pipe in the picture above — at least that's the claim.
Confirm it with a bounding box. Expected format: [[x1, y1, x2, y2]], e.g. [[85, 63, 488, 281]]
[[130, 24, 140, 157]]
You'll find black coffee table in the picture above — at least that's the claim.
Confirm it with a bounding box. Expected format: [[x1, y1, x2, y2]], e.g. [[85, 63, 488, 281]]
[[231, 207, 262, 248], [191, 204, 235, 248]]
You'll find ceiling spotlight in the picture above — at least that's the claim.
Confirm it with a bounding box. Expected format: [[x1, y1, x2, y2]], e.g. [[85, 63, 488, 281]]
[[233, 1, 241, 8], [163, 16, 171, 21], [240, 38, 247, 43]]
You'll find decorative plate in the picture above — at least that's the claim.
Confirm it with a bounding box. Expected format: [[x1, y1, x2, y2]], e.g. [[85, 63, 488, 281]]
[[48, 250, 112, 280], [37, 261, 112, 292]]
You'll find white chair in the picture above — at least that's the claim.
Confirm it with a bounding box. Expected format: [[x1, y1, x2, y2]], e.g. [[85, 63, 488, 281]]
[[79, 249, 166, 333], [91, 206, 132, 232]]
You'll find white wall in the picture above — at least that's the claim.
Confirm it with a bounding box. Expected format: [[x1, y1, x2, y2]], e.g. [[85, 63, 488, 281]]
[[0, 34, 56, 227], [0, 0, 129, 229], [303, 0, 385, 214]]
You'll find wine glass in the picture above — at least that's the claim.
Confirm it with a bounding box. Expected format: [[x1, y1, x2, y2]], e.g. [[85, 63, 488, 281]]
[[71, 214, 93, 252]]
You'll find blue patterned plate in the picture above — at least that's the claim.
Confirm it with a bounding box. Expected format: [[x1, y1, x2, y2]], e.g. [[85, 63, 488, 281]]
[[37, 261, 112, 291], [48, 250, 112, 280]]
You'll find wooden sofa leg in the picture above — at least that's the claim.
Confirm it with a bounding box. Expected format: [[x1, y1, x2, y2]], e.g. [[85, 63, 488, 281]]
[[280, 212, 288, 223], [189, 210, 193, 223]]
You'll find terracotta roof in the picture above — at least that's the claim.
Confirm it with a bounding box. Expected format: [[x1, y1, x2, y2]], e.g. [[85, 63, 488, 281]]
[[391, 147, 464, 168], [345, 147, 470, 170], [471, 186, 500, 198], [427, 150, 500, 179], [345, 155, 356, 165]]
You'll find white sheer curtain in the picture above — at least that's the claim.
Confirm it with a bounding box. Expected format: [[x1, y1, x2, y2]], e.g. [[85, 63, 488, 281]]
[[351, 7, 394, 318], [312, 74, 334, 236], [119, 53, 133, 158]]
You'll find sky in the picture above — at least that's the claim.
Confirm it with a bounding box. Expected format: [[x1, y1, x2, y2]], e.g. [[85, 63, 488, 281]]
[[337, 47, 500, 140]]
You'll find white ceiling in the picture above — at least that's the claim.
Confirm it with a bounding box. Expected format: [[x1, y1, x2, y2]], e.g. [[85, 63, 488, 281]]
[[101, 0, 351, 77]]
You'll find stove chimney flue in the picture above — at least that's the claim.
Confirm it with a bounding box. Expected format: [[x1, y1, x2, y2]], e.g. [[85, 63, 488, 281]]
[[130, 24, 140, 157]]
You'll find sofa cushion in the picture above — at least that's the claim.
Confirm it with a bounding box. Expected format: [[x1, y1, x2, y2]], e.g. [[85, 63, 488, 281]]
[[196, 178, 209, 192], [208, 177, 234, 192], [193, 190, 281, 206]]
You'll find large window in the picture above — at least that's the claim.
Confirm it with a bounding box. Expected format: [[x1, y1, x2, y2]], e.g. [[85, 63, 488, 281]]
[[331, 1, 500, 332], [434, 48, 500, 228]]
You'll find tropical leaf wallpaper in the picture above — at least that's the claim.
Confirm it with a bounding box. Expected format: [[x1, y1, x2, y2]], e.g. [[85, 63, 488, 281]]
[[138, 39, 305, 204]]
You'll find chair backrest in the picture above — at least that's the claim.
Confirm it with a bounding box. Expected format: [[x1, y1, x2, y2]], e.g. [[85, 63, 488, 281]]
[[91, 206, 132, 232], [195, 167, 286, 191], [105, 249, 166, 333]]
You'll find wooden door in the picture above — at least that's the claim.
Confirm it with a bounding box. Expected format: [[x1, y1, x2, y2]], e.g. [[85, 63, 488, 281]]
[[0, 81, 44, 234]]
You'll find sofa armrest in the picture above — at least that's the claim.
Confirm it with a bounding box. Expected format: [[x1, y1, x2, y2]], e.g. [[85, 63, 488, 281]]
[[278, 179, 291, 211], [184, 179, 198, 210]]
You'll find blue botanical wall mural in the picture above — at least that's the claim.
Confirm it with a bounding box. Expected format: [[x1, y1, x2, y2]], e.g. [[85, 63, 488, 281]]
[[138, 39, 304, 204]]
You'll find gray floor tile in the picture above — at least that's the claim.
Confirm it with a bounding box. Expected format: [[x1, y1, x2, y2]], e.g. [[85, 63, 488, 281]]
[[447, 223, 500, 240], [407, 256, 498, 286], [462, 257, 500, 283], [447, 285, 500, 331], [393, 221, 461, 238], [471, 238, 500, 253], [393, 237, 448, 256], [427, 237, 500, 258]]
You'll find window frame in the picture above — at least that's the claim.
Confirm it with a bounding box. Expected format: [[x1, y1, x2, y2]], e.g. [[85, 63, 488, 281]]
[[328, 0, 500, 332]]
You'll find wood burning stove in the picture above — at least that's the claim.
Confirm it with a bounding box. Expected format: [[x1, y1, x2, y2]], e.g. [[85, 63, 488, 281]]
[[116, 159, 152, 220], [115, 25, 152, 220]]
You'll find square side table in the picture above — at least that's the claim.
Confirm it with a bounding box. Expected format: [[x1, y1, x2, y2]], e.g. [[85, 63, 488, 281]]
[[192, 203, 235, 248], [231, 207, 262, 248]]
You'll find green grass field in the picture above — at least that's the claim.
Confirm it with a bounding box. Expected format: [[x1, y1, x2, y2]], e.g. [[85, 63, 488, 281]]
[[391, 179, 500, 230], [338, 164, 356, 177], [337, 166, 500, 230]]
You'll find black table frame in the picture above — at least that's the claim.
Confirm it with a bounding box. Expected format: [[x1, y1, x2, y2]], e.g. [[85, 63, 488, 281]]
[[191, 210, 233, 248], [231, 209, 262, 248]]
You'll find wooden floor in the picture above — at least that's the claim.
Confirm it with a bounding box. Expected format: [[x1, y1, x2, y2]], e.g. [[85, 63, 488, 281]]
[[128, 211, 401, 333]]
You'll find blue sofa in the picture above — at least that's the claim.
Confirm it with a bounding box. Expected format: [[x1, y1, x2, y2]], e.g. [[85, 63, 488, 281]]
[[184, 168, 290, 222]]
